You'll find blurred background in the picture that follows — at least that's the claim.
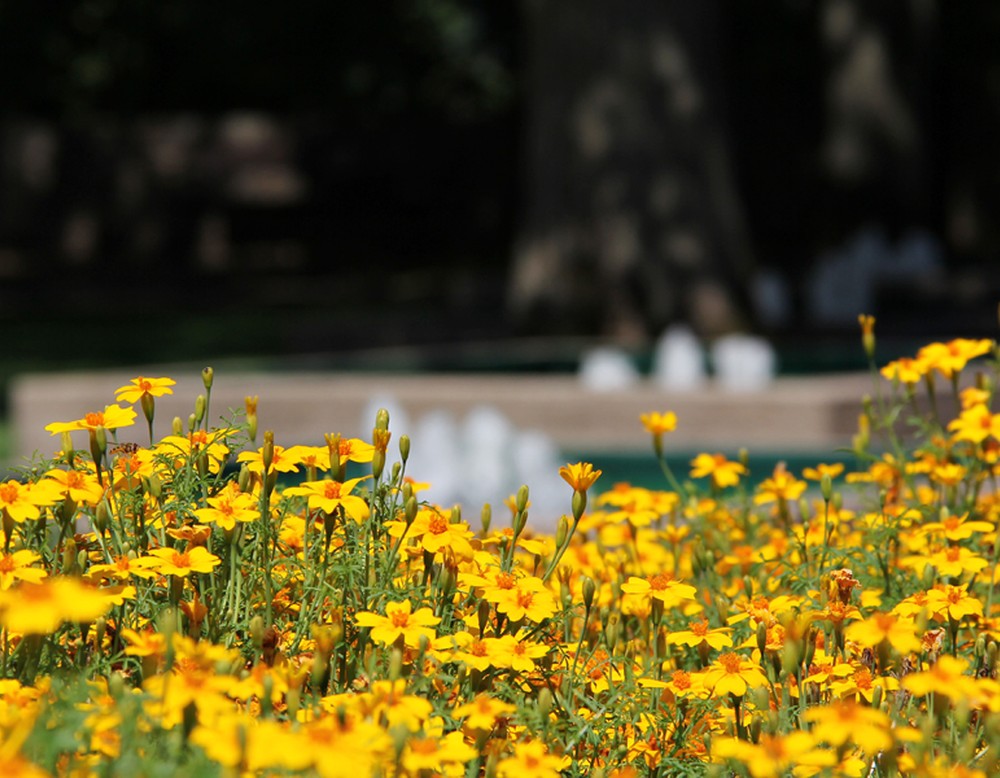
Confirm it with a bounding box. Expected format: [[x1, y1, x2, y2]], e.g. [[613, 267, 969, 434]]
[[1, 1, 999, 495]]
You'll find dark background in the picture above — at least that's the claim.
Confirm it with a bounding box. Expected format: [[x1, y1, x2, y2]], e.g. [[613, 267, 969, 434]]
[[0, 1, 997, 389]]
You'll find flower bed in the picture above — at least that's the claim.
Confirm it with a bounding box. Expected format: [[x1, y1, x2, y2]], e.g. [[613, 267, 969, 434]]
[[0, 325, 997, 776]]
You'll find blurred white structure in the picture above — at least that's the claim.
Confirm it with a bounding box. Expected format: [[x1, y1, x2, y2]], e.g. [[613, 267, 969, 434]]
[[711, 334, 777, 392], [578, 346, 640, 392], [651, 325, 707, 390]]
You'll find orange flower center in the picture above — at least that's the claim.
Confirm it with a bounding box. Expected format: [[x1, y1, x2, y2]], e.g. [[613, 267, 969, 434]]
[[495, 573, 516, 590], [0, 484, 18, 503], [409, 739, 438, 755], [84, 412, 105, 427], [672, 670, 692, 690], [469, 640, 488, 657], [0, 556, 15, 573], [190, 430, 208, 446], [854, 668, 873, 690], [946, 587, 964, 604], [428, 515, 448, 535], [719, 652, 742, 673], [171, 552, 191, 569], [390, 611, 410, 628], [138, 379, 153, 392], [873, 613, 895, 632], [66, 471, 85, 489], [945, 547, 961, 562], [323, 482, 343, 500], [690, 620, 709, 637], [648, 574, 672, 591], [516, 590, 535, 608]]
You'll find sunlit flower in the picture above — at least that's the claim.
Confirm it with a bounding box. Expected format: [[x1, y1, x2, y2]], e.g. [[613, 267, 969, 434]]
[[620, 574, 697, 608], [754, 463, 806, 505], [0, 480, 59, 523], [690, 453, 747, 488], [237, 444, 304, 475], [0, 577, 112, 634], [283, 477, 369, 521], [491, 575, 559, 623], [924, 584, 983, 622], [844, 612, 921, 654], [948, 403, 1000, 444], [640, 411, 677, 436], [193, 481, 260, 530], [714, 731, 834, 778], [45, 404, 137, 434], [701, 651, 768, 697], [880, 356, 925, 385], [355, 599, 440, 647], [801, 462, 844, 481], [453, 693, 517, 732], [497, 739, 570, 778], [114, 376, 176, 404], [559, 461, 602, 492], [43, 467, 104, 506], [0, 550, 46, 590], [147, 546, 221, 577], [918, 338, 993, 378], [803, 700, 893, 755], [402, 730, 477, 775], [902, 655, 977, 702], [667, 617, 733, 650]]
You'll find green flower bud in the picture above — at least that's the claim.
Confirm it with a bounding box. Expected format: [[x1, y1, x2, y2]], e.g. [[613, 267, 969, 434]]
[[398, 434, 410, 463], [202, 366, 214, 391]]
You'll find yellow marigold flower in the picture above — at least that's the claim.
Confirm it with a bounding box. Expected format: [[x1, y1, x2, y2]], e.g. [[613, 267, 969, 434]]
[[754, 463, 806, 505], [193, 481, 260, 531], [880, 356, 926, 385], [803, 700, 893, 755], [355, 600, 440, 648], [386, 508, 474, 559], [858, 314, 876, 357], [121, 628, 167, 658], [701, 651, 768, 697], [829, 665, 898, 704], [902, 655, 978, 702], [450, 634, 503, 672], [402, 731, 477, 775], [86, 554, 161, 583], [45, 403, 137, 434], [147, 546, 221, 577], [918, 338, 994, 378], [497, 739, 571, 778], [283, 477, 370, 522], [667, 617, 733, 651], [620, 574, 697, 608], [43, 467, 104, 506], [801, 462, 844, 481], [492, 633, 549, 673], [961, 385, 992, 410], [453, 693, 517, 732], [155, 428, 232, 474], [114, 376, 176, 404], [0, 577, 112, 635], [690, 452, 746, 489], [641, 411, 677, 435], [237, 443, 304, 475], [844, 612, 921, 654], [559, 461, 602, 492], [0, 480, 59, 523], [903, 545, 989, 578], [948, 403, 1000, 444], [714, 731, 834, 778], [335, 437, 375, 465], [924, 584, 983, 622], [0, 550, 46, 590], [492, 575, 558, 623]]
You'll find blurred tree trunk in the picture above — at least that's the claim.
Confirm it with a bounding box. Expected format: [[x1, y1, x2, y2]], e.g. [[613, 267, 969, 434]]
[[508, 0, 754, 341]]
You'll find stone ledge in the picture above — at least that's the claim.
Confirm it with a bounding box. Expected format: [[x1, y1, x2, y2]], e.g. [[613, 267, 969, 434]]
[[10, 370, 872, 461]]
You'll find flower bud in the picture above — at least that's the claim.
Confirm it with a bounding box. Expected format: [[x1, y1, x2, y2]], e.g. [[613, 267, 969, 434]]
[[450, 505, 461, 524], [756, 621, 768, 656], [238, 464, 251, 493], [187, 413, 197, 433], [516, 485, 530, 513], [480, 503, 491, 535], [249, 616, 266, 650], [194, 394, 206, 426], [61, 432, 75, 466], [375, 408, 390, 432], [94, 499, 111, 535], [858, 314, 875, 360], [537, 687, 553, 717], [582, 576, 596, 611], [141, 392, 156, 426], [571, 490, 587, 522], [404, 497, 418, 526], [398, 434, 410, 463], [172, 416, 183, 436], [262, 431, 275, 473], [555, 515, 570, 548], [202, 366, 214, 391], [821, 473, 833, 502]]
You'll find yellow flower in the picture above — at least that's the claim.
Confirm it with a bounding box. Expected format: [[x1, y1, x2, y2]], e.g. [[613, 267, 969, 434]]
[[559, 461, 602, 492], [491, 575, 559, 623], [714, 731, 834, 778], [193, 481, 260, 531], [924, 584, 983, 622], [43, 468, 104, 506], [844, 612, 921, 654], [801, 462, 844, 481], [701, 651, 768, 697], [147, 546, 221, 577], [690, 453, 747, 489], [902, 655, 977, 702], [491, 633, 550, 672], [497, 739, 571, 778], [0, 480, 60, 523], [355, 600, 440, 647], [86, 554, 161, 582], [114, 376, 176, 404], [335, 437, 375, 465], [237, 444, 304, 475], [803, 700, 893, 755], [387, 508, 474, 559], [903, 545, 989, 579], [0, 550, 46, 590], [754, 463, 806, 505], [880, 356, 926, 385], [641, 411, 677, 435], [453, 693, 517, 732], [948, 403, 1000, 444], [620, 574, 697, 608], [667, 617, 733, 651], [283, 477, 370, 522], [45, 404, 137, 434], [0, 577, 112, 635], [155, 428, 232, 474], [917, 338, 993, 378], [402, 731, 477, 775]]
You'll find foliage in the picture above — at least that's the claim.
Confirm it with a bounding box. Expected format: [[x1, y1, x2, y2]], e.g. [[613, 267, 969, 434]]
[[0, 323, 998, 776]]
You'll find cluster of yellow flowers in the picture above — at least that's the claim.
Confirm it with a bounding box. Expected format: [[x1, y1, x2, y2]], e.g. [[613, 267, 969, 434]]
[[0, 325, 997, 776]]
